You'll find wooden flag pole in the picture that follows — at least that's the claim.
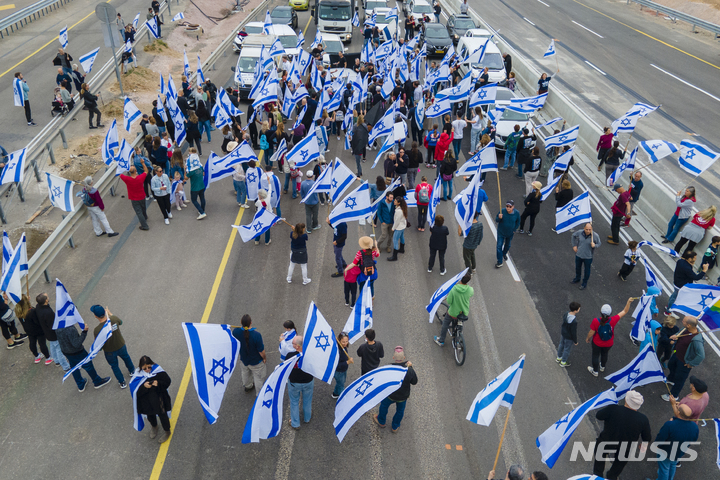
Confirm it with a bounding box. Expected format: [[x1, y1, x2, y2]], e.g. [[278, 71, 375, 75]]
[[647, 323, 673, 395], [496, 171, 502, 210], [492, 409, 511, 472], [281, 219, 294, 228]]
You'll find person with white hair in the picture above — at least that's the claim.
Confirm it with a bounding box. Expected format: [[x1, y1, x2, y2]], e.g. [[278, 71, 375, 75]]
[[80, 176, 118, 237], [254, 190, 273, 246]]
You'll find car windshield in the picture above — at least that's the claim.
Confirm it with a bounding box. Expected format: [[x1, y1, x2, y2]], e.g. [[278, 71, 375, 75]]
[[376, 13, 391, 24], [272, 9, 292, 18], [495, 90, 515, 101], [412, 5, 432, 13], [499, 109, 528, 122], [366, 1, 386, 10], [454, 19, 475, 29], [237, 57, 258, 72], [278, 35, 298, 49], [473, 53, 504, 70], [426, 27, 448, 39], [245, 25, 262, 34], [323, 40, 343, 53], [319, 5, 351, 20]]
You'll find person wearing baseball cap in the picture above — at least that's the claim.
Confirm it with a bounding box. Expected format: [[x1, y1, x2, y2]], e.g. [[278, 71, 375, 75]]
[[91, 305, 135, 389], [585, 298, 635, 378], [300, 170, 321, 232], [494, 199, 520, 268], [592, 390, 651, 480]]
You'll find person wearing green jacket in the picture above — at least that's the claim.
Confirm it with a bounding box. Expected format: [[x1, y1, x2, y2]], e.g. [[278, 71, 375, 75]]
[[434, 273, 474, 346]]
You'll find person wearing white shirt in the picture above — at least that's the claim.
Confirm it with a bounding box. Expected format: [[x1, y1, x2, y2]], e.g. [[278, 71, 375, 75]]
[[451, 113, 467, 160]]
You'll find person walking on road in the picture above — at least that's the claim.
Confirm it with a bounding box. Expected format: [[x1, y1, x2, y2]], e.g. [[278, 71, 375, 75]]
[[120, 165, 150, 230], [0, 292, 27, 349], [373, 346, 418, 432], [287, 223, 311, 285], [53, 48, 73, 75], [662, 187, 696, 244], [595, 127, 614, 168], [663, 316, 705, 402], [35, 293, 70, 370], [300, 171, 320, 231], [185, 152, 207, 220], [518, 181, 542, 236], [81, 176, 119, 237], [285, 336, 314, 430], [136, 355, 173, 443], [434, 273, 473, 347], [523, 147, 542, 196], [80, 84, 104, 129], [673, 206, 716, 255], [495, 200, 520, 269], [90, 305, 134, 389], [232, 314, 267, 395], [13, 72, 36, 126], [556, 301, 580, 367], [428, 214, 449, 274], [461, 213, 483, 272], [150, 166, 173, 225], [652, 404, 699, 480], [377, 191, 395, 253], [515, 128, 535, 179], [330, 218, 347, 278], [357, 328, 384, 375], [674, 376, 709, 421], [56, 321, 111, 392], [585, 298, 634, 377], [571, 223, 600, 290], [332, 332, 354, 399], [14, 295, 50, 363], [665, 250, 708, 314], [387, 197, 408, 262], [592, 390, 650, 480], [608, 185, 631, 245], [415, 176, 432, 231]]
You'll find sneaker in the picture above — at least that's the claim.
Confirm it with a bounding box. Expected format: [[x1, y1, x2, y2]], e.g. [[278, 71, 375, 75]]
[[331, 393, 339, 399], [344, 301, 350, 306], [427, 269, 432, 273], [78, 379, 87, 392], [157, 430, 171, 444], [313, 225, 322, 230], [120, 382, 128, 389], [303, 278, 312, 285], [178, 205, 184, 210], [164, 219, 170, 225], [15, 333, 27, 341], [500, 167, 508, 171], [661, 394, 677, 402], [265, 239, 272, 245], [168, 212, 173, 219], [560, 361, 570, 367], [287, 278, 292, 283], [579, 285, 586, 290], [440, 270, 447, 276], [587, 366, 598, 377], [255, 240, 260, 245], [150, 426, 159, 439], [108, 232, 119, 237], [94, 377, 112, 389], [570, 278, 580, 284], [527, 232, 532, 236], [503, 254, 508, 261], [331, 272, 343, 278], [197, 213, 207, 220], [244, 385, 255, 392], [34, 354, 44, 363], [518, 229, 525, 234], [6, 340, 24, 349], [29, 122, 37, 126], [44, 357, 54, 365], [555, 357, 562, 363], [495, 262, 503, 268], [433, 336, 444, 347], [391, 426, 399, 433]]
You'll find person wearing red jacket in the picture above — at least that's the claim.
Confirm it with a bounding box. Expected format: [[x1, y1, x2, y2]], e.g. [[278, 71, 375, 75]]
[[434, 129, 454, 164], [415, 176, 433, 231]]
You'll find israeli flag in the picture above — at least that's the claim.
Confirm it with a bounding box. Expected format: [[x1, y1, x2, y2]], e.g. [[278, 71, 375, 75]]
[[386, 6, 398, 22], [166, 94, 186, 145], [540, 173, 563, 202], [467, 355, 525, 426], [548, 145, 574, 178], [310, 30, 322, 49], [301, 158, 356, 203], [286, 129, 320, 168], [159, 73, 166, 96], [232, 207, 281, 243], [469, 83, 498, 108], [205, 151, 242, 186], [297, 31, 305, 48], [455, 143, 496, 177], [167, 73, 178, 100], [437, 71, 473, 103], [629, 294, 654, 343], [13, 77, 24, 107], [637, 240, 680, 258], [252, 81, 279, 110], [637, 140, 676, 164], [536, 388, 618, 468], [605, 343, 665, 400], [714, 420, 720, 472], [115, 139, 134, 176], [343, 281, 373, 344], [670, 283, 720, 317], [59, 26, 68, 49], [544, 125, 579, 148], [146, 16, 160, 39], [281, 87, 297, 118], [79, 48, 100, 74], [352, 11, 360, 27], [535, 117, 563, 130], [124, 40, 133, 53], [611, 109, 641, 135], [261, 171, 282, 209], [299, 302, 339, 384], [426, 98, 451, 118], [606, 147, 637, 187], [262, 9, 273, 33], [361, 40, 374, 64], [294, 85, 309, 104], [244, 165, 263, 201], [269, 38, 285, 58], [15, 233, 27, 279], [170, 180, 186, 205], [183, 50, 191, 79], [328, 181, 373, 227], [414, 99, 425, 128], [375, 39, 394, 62], [543, 39, 556, 57], [0, 148, 26, 186], [629, 102, 659, 118], [242, 354, 300, 443], [371, 177, 401, 215], [334, 365, 408, 442], [212, 103, 232, 129], [427, 175, 442, 228], [454, 172, 484, 237], [217, 88, 243, 118], [53, 278, 85, 329], [426, 268, 469, 323], [132, 12, 140, 29], [555, 191, 591, 233], [345, 132, 352, 151], [172, 12, 185, 21], [641, 257, 659, 290], [270, 138, 288, 164], [2, 232, 13, 272], [182, 323, 241, 424], [486, 107, 504, 126], [507, 93, 548, 113], [156, 95, 167, 122], [196, 55, 205, 85], [62, 317, 113, 383], [46, 173, 74, 212], [0, 233, 24, 303], [678, 140, 719, 177], [130, 364, 166, 431], [567, 475, 607, 480], [297, 49, 313, 76], [326, 84, 347, 113], [292, 105, 307, 130], [123, 97, 142, 132], [404, 191, 417, 208], [371, 133, 396, 169], [365, 10, 376, 28], [368, 100, 396, 143]]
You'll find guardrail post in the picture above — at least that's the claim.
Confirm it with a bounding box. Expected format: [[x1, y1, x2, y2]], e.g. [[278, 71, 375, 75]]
[[147, 29, 151, 43], [17, 182, 25, 202], [167, 1, 172, 15], [59, 128, 68, 149], [61, 214, 75, 248], [46, 142, 56, 164], [31, 159, 41, 182], [43, 269, 50, 283], [0, 201, 6, 224]]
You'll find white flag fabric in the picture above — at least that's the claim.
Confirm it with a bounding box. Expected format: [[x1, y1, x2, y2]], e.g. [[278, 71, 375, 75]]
[[637, 240, 680, 259], [182, 323, 241, 424], [328, 181, 373, 227], [62, 318, 113, 383], [46, 173, 74, 212], [115, 139, 134, 176], [334, 365, 408, 442], [59, 26, 68, 49], [2, 231, 12, 273], [426, 268, 469, 323], [123, 97, 142, 131], [156, 95, 167, 122], [548, 146, 574, 179], [605, 343, 665, 400], [555, 191, 591, 233], [269, 137, 288, 163], [567, 476, 607, 480], [79, 48, 100, 74], [368, 101, 396, 143], [286, 129, 320, 168], [426, 98, 451, 118], [166, 94, 186, 145], [628, 102, 659, 118], [467, 355, 525, 426], [204, 150, 245, 186], [146, 16, 160, 39], [217, 88, 243, 118], [536, 388, 618, 468], [301, 158, 356, 204], [371, 133, 395, 169], [669, 283, 720, 317], [535, 117, 563, 130], [232, 208, 281, 243], [263, 9, 272, 34], [130, 364, 166, 431], [167, 73, 178, 100], [469, 83, 497, 108], [132, 12, 140, 29], [642, 257, 660, 290], [630, 294, 654, 343], [15, 233, 27, 279], [540, 173, 562, 202], [242, 354, 299, 443], [196, 55, 205, 85], [13, 77, 25, 107], [543, 39, 555, 57], [343, 282, 373, 344], [172, 12, 185, 21], [0, 233, 24, 303], [507, 93, 547, 113], [455, 142, 496, 176], [299, 302, 339, 384], [678, 140, 719, 177], [453, 172, 483, 237], [101, 119, 119, 165], [0, 148, 26, 186], [183, 50, 191, 79], [245, 165, 263, 201], [226, 140, 259, 165], [544, 125, 579, 148], [639, 140, 678, 164], [53, 278, 85, 329], [611, 110, 640, 135], [427, 175, 442, 228]]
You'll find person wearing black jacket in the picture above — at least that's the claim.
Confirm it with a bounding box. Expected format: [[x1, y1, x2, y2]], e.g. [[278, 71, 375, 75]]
[[35, 292, 70, 370], [80, 83, 103, 129], [330, 218, 348, 277], [395, 147, 409, 186], [56, 322, 110, 392], [428, 214, 449, 274], [515, 128, 536, 178], [666, 250, 708, 314], [52, 48, 73, 75], [502, 53, 512, 79], [177, 91, 189, 117], [137, 355, 173, 443], [332, 333, 354, 399], [407, 142, 422, 190], [556, 302, 580, 367], [555, 179, 574, 209], [151, 100, 166, 133], [286, 337, 314, 430], [351, 121, 369, 177], [0, 293, 27, 349], [373, 346, 418, 432], [518, 182, 542, 235], [247, 108, 259, 149], [14, 295, 50, 363], [185, 112, 203, 156], [598, 141, 626, 180]]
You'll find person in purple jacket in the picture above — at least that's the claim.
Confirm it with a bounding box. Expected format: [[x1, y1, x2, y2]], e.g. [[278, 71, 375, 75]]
[[81, 176, 119, 238]]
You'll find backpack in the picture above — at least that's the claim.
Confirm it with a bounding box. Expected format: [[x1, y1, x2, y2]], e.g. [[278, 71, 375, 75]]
[[81, 189, 93, 207], [360, 250, 375, 276], [418, 184, 430, 203], [597, 320, 613, 341], [259, 134, 269, 150]]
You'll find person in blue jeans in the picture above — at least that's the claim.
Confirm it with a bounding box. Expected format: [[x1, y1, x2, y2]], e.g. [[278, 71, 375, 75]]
[[653, 404, 699, 480], [56, 323, 111, 392], [332, 333, 353, 398], [90, 305, 134, 388], [662, 187, 696, 244], [495, 201, 520, 268], [373, 347, 418, 432], [285, 337, 314, 429], [502, 125, 521, 170], [571, 223, 601, 290]]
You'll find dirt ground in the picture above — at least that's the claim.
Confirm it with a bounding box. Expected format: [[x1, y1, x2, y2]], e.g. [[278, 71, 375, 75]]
[[46, 134, 106, 183], [651, 0, 720, 24], [8, 224, 53, 258]]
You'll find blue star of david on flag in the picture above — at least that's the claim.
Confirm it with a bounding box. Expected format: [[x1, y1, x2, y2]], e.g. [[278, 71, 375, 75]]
[[699, 291, 715, 308], [555, 190, 591, 233], [567, 204, 579, 215], [252, 221, 264, 232], [209, 357, 230, 386], [355, 379, 373, 397], [247, 172, 257, 182], [344, 197, 357, 209], [314, 331, 331, 352]]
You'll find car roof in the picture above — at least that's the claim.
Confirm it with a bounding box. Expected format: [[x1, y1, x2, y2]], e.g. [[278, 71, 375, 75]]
[[321, 33, 342, 41], [460, 37, 501, 53], [245, 21, 265, 28], [451, 13, 472, 19], [241, 34, 277, 47], [265, 25, 297, 36], [272, 5, 293, 11], [413, 0, 431, 5], [374, 7, 390, 13], [494, 87, 516, 103], [426, 23, 446, 31], [465, 28, 491, 37]]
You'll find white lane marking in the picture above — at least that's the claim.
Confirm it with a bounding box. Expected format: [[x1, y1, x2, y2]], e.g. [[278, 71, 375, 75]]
[[650, 63, 720, 103], [571, 20, 604, 38], [523, 17, 536, 26], [537, 0, 550, 6], [481, 203, 521, 282], [584, 60, 607, 76]]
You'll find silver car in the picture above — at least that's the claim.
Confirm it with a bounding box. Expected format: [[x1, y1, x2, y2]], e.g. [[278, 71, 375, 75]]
[[492, 87, 536, 152]]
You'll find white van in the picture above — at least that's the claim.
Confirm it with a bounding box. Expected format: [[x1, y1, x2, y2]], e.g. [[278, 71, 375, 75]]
[[265, 25, 300, 58], [234, 35, 277, 99], [457, 37, 507, 85], [374, 7, 397, 42]]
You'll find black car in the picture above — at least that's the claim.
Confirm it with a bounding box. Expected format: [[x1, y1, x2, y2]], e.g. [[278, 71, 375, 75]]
[[446, 14, 476, 44], [271, 6, 298, 29], [422, 23, 453, 57]]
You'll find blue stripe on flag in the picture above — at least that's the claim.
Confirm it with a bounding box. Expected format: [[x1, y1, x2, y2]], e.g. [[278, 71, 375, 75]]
[[469, 370, 518, 423], [185, 323, 214, 424], [334, 380, 404, 435]]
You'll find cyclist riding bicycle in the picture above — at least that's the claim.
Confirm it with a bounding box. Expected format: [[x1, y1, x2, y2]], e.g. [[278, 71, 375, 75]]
[[434, 273, 474, 346]]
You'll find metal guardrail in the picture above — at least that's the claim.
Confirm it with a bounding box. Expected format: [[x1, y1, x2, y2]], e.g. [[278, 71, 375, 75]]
[[628, 0, 720, 38], [0, 0, 74, 39], [24, 0, 269, 288]]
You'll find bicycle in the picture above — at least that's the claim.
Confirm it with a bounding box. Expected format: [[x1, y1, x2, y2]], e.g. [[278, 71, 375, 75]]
[[435, 301, 466, 366]]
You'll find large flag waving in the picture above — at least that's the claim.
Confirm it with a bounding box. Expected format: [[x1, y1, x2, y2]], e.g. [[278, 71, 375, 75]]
[[0, 233, 24, 303], [606, 147, 637, 187], [604, 343, 665, 399], [426, 268, 469, 323], [46, 173, 74, 212], [543, 125, 579, 149], [469, 83, 498, 108], [101, 119, 119, 165], [454, 172, 483, 237], [182, 323, 241, 424], [62, 317, 113, 383], [639, 140, 678, 164], [334, 365, 408, 442], [543, 39, 556, 57], [427, 175, 442, 228], [0, 148, 26, 186], [669, 283, 720, 317], [467, 355, 525, 426], [286, 129, 320, 168], [232, 208, 281, 243], [343, 281, 373, 344], [678, 140, 719, 177], [629, 293, 655, 343], [299, 302, 339, 383], [53, 278, 85, 329], [555, 191, 591, 233], [79, 48, 100, 74], [328, 181, 373, 227], [123, 97, 142, 131]]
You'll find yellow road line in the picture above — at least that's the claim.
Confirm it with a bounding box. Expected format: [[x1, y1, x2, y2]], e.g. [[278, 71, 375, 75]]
[[0, 0, 111, 80], [149, 206, 246, 480], [569, 0, 720, 71], [302, 14, 312, 36], [0, 4, 16, 12]]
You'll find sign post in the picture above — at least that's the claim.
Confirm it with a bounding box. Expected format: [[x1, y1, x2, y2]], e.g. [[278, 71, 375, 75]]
[[95, 3, 124, 97]]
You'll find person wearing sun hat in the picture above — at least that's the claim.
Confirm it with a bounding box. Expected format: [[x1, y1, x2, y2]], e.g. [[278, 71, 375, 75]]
[[91, 305, 135, 389], [347, 236, 380, 298]]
